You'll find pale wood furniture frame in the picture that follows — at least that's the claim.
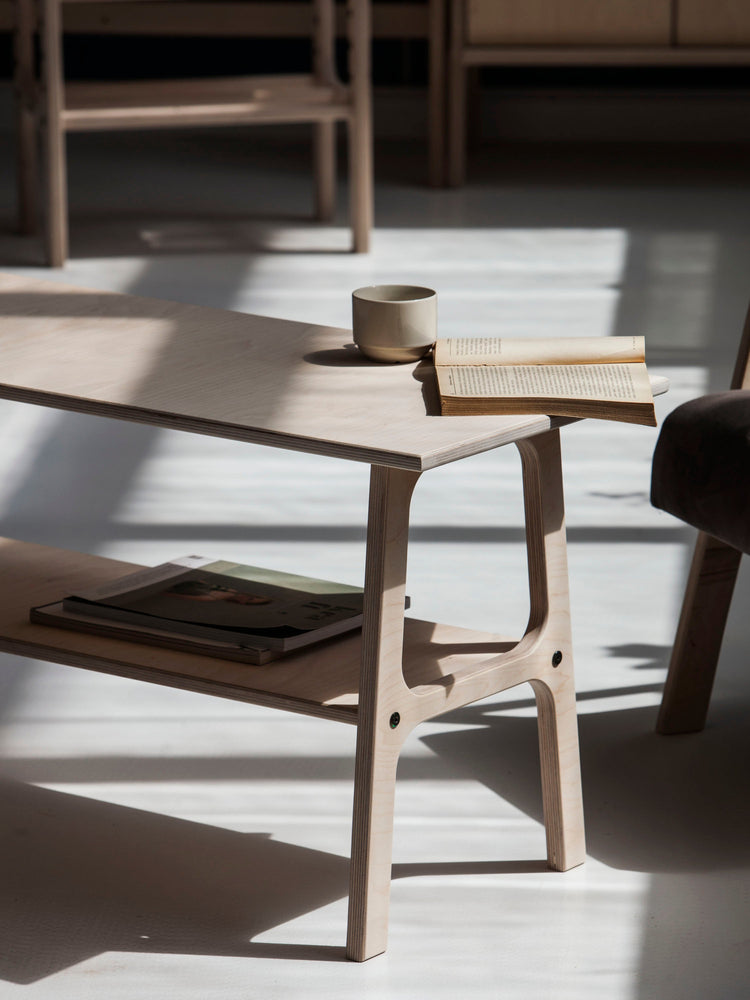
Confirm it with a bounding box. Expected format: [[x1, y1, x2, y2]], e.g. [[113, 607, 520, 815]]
[[5, 0, 447, 188], [657, 302, 750, 734], [12, 0, 373, 265], [444, 0, 750, 186], [0, 272, 587, 960]]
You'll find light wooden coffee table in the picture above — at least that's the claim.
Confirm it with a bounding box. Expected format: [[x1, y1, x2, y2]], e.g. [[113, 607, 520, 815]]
[[0, 273, 595, 961]]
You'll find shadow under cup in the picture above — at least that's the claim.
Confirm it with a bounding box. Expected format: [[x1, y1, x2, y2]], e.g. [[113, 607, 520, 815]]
[[352, 285, 437, 363]]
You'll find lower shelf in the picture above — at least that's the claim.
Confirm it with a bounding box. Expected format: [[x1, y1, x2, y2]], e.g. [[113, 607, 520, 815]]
[[0, 538, 516, 724], [62, 75, 352, 131]]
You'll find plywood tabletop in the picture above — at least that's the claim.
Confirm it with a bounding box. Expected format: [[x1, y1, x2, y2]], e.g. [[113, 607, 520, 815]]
[[0, 273, 554, 470]]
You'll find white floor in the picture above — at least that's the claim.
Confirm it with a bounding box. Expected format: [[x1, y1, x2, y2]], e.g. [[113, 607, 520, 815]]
[[1, 90, 749, 998]]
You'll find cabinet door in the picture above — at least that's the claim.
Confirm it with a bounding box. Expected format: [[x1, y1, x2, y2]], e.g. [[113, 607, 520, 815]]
[[466, 0, 671, 46], [678, 0, 750, 44]]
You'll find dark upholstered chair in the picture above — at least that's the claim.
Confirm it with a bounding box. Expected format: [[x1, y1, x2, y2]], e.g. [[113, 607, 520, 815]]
[[651, 302, 750, 734]]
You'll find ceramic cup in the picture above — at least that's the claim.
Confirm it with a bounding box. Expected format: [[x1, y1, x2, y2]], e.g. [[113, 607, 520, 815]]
[[352, 284, 437, 363]]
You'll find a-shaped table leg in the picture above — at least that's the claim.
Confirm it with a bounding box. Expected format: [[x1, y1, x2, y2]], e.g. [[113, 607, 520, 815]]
[[346, 430, 585, 960], [517, 429, 585, 872], [346, 465, 420, 962]]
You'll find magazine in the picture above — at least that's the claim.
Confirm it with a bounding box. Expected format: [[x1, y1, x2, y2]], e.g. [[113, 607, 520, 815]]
[[30, 555, 369, 662]]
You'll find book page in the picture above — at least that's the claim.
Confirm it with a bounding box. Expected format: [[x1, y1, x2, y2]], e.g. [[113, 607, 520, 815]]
[[434, 336, 645, 367], [441, 362, 654, 403]]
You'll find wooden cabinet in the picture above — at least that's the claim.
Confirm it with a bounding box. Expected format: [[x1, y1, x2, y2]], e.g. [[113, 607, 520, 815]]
[[446, 0, 750, 185], [466, 0, 671, 47], [678, 0, 750, 44], [464, 0, 750, 50]]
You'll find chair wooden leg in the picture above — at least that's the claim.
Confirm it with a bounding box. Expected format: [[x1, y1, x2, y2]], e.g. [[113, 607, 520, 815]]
[[346, 466, 420, 962], [40, 0, 67, 266], [657, 531, 742, 735], [14, 0, 38, 235]]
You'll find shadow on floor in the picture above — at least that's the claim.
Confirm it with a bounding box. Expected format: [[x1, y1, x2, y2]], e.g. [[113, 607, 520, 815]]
[[0, 772, 555, 984], [421, 694, 750, 875], [0, 778, 350, 984]]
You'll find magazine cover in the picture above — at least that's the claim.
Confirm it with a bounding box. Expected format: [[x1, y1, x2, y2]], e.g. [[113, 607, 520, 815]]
[[61, 556, 365, 650]]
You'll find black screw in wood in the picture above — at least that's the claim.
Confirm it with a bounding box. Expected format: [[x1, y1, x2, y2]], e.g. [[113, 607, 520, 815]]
[[552, 650, 563, 667], [389, 712, 401, 729]]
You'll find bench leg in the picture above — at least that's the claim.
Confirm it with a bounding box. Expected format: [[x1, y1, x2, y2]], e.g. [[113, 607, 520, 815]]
[[14, 0, 38, 235], [347, 0, 372, 253], [314, 122, 336, 221], [313, 0, 336, 221], [446, 0, 466, 186], [40, 0, 67, 266], [657, 531, 742, 734], [427, 0, 447, 186]]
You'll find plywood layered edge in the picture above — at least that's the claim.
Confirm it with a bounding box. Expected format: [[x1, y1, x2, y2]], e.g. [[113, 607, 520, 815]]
[[0, 630, 360, 723], [0, 537, 523, 722], [0, 382, 667, 471], [0, 383, 555, 472]]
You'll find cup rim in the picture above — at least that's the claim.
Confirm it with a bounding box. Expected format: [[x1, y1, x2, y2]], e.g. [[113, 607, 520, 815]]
[[352, 284, 436, 304]]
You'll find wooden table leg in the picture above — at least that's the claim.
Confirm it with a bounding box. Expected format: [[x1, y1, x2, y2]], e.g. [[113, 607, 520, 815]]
[[346, 465, 420, 962], [347, 434, 585, 960], [517, 430, 586, 872]]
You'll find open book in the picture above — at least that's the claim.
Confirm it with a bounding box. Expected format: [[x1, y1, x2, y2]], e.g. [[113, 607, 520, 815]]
[[434, 336, 656, 426]]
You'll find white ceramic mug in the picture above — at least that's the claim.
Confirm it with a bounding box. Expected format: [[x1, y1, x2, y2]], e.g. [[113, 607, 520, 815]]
[[352, 285, 437, 363]]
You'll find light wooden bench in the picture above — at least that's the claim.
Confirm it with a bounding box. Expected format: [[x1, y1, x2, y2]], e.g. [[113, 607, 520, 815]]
[[12, 0, 374, 264]]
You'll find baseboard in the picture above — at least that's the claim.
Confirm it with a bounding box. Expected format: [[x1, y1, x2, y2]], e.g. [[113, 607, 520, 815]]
[[374, 85, 750, 143]]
